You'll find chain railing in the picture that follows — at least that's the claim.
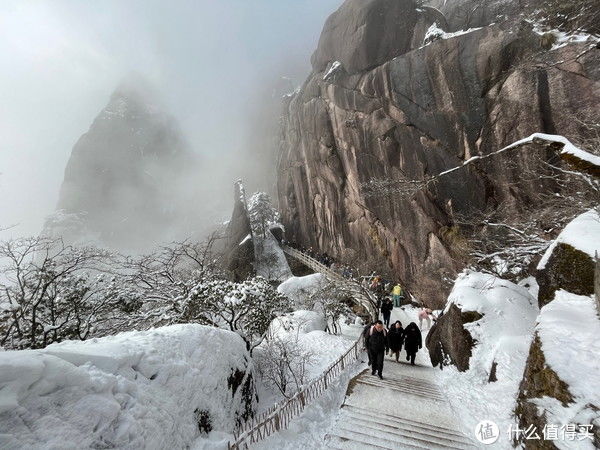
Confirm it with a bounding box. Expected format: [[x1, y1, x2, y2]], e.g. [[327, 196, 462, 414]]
[[281, 245, 378, 321], [228, 336, 363, 449]]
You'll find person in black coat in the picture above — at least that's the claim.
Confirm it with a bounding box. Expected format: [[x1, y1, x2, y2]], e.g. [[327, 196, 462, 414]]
[[403, 322, 422, 365], [380, 297, 393, 327], [387, 321, 404, 362], [368, 321, 387, 379], [362, 322, 375, 366]]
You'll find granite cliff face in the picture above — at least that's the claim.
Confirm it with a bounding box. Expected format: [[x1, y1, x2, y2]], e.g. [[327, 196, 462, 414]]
[[276, 0, 600, 306], [49, 83, 198, 251]]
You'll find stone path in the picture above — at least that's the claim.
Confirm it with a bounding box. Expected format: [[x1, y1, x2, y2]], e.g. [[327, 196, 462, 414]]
[[325, 309, 476, 449]]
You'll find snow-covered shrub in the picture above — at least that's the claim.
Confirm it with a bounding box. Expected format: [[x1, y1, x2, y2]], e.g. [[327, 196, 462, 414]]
[[256, 335, 315, 398], [181, 276, 292, 352], [0, 324, 256, 449]]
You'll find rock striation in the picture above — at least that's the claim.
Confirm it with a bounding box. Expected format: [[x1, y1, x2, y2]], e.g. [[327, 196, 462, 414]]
[[276, 0, 600, 306]]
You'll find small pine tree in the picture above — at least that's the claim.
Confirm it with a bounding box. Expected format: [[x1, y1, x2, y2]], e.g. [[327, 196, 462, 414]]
[[247, 192, 280, 238]]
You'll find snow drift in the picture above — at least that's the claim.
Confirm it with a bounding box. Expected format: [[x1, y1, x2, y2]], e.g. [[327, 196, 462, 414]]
[[277, 273, 327, 307], [0, 324, 256, 449]]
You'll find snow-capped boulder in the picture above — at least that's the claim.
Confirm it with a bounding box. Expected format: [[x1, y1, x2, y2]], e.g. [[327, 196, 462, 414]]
[[427, 271, 538, 373], [268, 310, 326, 337], [0, 324, 256, 449], [277, 273, 327, 307], [537, 209, 600, 307], [515, 291, 600, 449]]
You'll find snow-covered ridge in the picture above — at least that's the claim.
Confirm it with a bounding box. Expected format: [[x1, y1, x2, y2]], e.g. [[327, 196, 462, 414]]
[[0, 325, 254, 449], [538, 209, 600, 270]]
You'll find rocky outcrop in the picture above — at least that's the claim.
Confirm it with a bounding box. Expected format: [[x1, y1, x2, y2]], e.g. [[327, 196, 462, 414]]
[[514, 334, 573, 450], [276, 0, 600, 307], [426, 303, 481, 371], [50, 80, 197, 251], [537, 243, 596, 307], [223, 181, 255, 281]]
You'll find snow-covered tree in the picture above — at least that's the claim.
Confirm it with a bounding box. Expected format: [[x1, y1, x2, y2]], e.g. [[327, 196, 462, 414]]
[[180, 276, 292, 352], [247, 192, 280, 237], [0, 237, 118, 349]]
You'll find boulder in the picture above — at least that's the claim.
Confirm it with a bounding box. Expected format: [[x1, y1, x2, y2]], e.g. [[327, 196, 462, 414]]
[[537, 243, 596, 307], [426, 303, 480, 371], [536, 210, 600, 307]]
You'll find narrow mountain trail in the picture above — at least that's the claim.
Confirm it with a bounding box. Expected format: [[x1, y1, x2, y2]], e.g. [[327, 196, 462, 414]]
[[281, 247, 475, 448], [326, 308, 476, 449]]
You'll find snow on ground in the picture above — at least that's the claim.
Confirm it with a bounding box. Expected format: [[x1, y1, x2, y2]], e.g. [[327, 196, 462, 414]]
[[534, 290, 600, 449], [253, 361, 364, 450], [268, 310, 326, 336], [277, 273, 327, 307], [538, 209, 600, 269], [0, 324, 254, 450], [436, 271, 539, 449], [255, 308, 355, 411], [253, 231, 292, 282]]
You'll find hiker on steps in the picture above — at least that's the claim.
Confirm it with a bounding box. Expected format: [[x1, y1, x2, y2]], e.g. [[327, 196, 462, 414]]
[[380, 297, 393, 328], [403, 322, 422, 366], [362, 321, 375, 366], [368, 321, 387, 379], [387, 321, 404, 362], [418, 308, 434, 330], [391, 283, 404, 307]]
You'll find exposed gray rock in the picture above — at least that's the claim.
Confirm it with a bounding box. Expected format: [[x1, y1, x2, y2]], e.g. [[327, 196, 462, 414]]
[[537, 243, 596, 307], [223, 181, 255, 281], [52, 81, 197, 251], [425, 303, 481, 371], [277, 0, 600, 307], [311, 0, 420, 74], [514, 334, 573, 449]]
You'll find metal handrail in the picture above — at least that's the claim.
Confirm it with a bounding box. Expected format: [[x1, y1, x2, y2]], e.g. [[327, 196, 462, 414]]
[[228, 335, 364, 449], [282, 246, 378, 320]]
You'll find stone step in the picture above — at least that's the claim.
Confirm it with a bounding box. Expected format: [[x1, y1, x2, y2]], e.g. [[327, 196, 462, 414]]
[[342, 404, 468, 438], [358, 373, 442, 394], [326, 427, 428, 450], [355, 379, 446, 401], [339, 411, 475, 449]]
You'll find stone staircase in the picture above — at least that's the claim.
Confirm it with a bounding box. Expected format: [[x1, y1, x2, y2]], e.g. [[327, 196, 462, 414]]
[[325, 358, 475, 449]]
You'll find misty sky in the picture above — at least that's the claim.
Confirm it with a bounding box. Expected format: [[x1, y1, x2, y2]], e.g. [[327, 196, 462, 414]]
[[0, 0, 342, 237]]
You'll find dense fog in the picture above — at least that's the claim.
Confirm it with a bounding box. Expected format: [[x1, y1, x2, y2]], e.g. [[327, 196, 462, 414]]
[[0, 0, 342, 249]]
